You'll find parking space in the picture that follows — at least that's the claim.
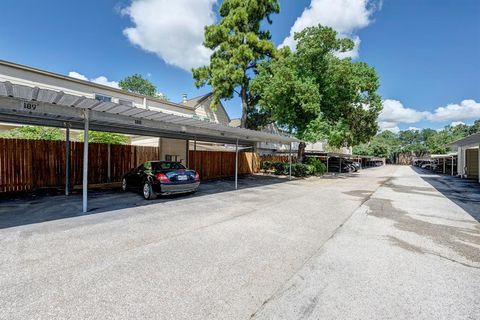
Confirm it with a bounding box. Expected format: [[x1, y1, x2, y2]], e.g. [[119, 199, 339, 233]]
[[2, 166, 477, 319], [252, 166, 480, 320], [0, 167, 394, 319]]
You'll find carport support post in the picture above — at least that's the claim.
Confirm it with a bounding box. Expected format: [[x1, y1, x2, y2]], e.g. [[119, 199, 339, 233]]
[[185, 139, 189, 167], [288, 142, 292, 180], [65, 123, 70, 196], [107, 144, 111, 183], [451, 156, 454, 176], [82, 110, 89, 213], [326, 156, 329, 172], [235, 139, 239, 190], [442, 156, 446, 174], [193, 137, 197, 172]]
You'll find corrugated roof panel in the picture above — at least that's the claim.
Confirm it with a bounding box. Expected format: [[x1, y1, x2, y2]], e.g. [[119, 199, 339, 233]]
[[131, 110, 159, 118], [0, 82, 7, 96], [92, 101, 117, 112], [56, 94, 79, 107], [12, 85, 32, 100], [76, 99, 99, 109], [36, 88, 59, 103], [108, 104, 134, 114], [0, 81, 299, 144]]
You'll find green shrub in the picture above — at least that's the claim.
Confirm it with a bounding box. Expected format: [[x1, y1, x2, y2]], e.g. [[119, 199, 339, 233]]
[[273, 162, 287, 175], [303, 157, 326, 176], [263, 157, 326, 177], [261, 161, 272, 171]]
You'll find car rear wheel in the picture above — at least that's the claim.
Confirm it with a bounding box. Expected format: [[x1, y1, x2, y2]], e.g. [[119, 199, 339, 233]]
[[143, 182, 156, 200], [121, 178, 127, 191]]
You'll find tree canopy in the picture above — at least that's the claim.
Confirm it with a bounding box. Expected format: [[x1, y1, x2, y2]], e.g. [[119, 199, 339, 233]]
[[192, 0, 280, 128], [0, 126, 63, 140], [77, 131, 129, 145], [353, 120, 480, 160], [0, 125, 129, 144], [119, 74, 158, 98], [251, 25, 382, 155]]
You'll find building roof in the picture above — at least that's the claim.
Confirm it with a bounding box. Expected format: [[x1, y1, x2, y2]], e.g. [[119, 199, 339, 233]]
[[0, 59, 195, 111], [229, 118, 241, 128], [446, 133, 480, 148], [0, 81, 298, 145], [181, 92, 213, 108]]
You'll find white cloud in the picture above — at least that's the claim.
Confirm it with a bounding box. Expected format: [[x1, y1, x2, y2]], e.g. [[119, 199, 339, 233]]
[[280, 0, 379, 58], [68, 71, 88, 81], [122, 0, 216, 71], [377, 99, 480, 132], [379, 99, 427, 124], [90, 76, 120, 88], [450, 121, 465, 127], [408, 126, 420, 131], [68, 71, 119, 88], [379, 122, 400, 134], [427, 100, 480, 122]]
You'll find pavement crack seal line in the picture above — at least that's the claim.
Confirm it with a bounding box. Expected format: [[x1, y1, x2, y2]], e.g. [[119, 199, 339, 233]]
[[4, 168, 395, 304], [6, 176, 354, 288], [248, 168, 398, 319]]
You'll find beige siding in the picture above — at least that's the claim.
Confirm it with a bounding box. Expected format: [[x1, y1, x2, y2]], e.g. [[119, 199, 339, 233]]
[[160, 138, 188, 166], [0, 62, 195, 116], [194, 96, 230, 125]]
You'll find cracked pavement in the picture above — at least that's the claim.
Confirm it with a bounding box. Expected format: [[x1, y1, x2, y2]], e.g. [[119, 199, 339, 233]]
[[252, 166, 480, 320], [1, 166, 479, 319]]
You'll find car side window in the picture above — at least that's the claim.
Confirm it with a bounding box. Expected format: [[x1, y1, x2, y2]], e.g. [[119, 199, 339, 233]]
[[160, 162, 171, 170], [173, 163, 186, 169]]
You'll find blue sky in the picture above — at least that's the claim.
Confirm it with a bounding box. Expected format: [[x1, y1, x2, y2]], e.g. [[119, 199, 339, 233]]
[[0, 0, 479, 132]]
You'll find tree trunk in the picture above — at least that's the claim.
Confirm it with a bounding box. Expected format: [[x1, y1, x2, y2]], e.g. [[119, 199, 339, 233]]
[[297, 142, 306, 163], [240, 86, 248, 128]]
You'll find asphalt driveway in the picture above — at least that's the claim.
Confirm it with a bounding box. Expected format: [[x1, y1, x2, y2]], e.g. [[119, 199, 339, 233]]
[[1, 166, 478, 319]]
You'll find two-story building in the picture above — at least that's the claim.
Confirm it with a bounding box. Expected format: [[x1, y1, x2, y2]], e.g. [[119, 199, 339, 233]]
[[0, 60, 233, 165]]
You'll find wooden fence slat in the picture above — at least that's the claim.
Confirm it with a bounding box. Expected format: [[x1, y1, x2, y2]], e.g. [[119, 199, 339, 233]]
[[0, 139, 271, 192]]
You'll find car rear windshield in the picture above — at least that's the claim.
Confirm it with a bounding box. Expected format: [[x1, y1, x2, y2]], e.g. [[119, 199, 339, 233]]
[[152, 162, 186, 171]]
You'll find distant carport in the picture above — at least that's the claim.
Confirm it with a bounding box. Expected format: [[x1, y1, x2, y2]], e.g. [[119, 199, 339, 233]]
[[0, 81, 298, 212], [447, 133, 480, 183]]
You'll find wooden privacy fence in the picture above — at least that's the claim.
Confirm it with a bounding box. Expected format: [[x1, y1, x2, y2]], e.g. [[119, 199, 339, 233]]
[[0, 138, 265, 193], [259, 154, 296, 165], [188, 150, 260, 180], [0, 138, 158, 193]]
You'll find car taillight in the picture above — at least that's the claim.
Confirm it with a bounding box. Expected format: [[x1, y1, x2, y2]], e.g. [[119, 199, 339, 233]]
[[155, 173, 170, 183], [194, 172, 200, 181]]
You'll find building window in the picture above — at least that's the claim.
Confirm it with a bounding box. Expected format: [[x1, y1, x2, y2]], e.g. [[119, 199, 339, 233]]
[[95, 94, 112, 103], [165, 154, 180, 162]]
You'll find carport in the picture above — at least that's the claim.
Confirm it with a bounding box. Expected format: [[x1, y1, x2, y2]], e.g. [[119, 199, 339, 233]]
[[447, 133, 480, 182], [0, 81, 298, 212]]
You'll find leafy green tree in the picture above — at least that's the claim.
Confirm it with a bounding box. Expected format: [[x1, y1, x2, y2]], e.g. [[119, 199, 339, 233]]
[[119, 74, 157, 97], [155, 92, 169, 101], [469, 119, 480, 134], [1, 126, 63, 140], [355, 120, 480, 160], [252, 25, 382, 160], [192, 0, 280, 128], [78, 131, 129, 144]]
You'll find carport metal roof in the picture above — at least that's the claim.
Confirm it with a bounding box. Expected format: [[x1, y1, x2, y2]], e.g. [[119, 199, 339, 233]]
[[446, 133, 480, 149], [0, 81, 298, 145], [0, 80, 296, 213]]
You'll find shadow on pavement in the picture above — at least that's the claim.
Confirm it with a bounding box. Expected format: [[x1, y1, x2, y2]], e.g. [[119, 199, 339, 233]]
[[412, 166, 480, 222], [0, 175, 290, 229]]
